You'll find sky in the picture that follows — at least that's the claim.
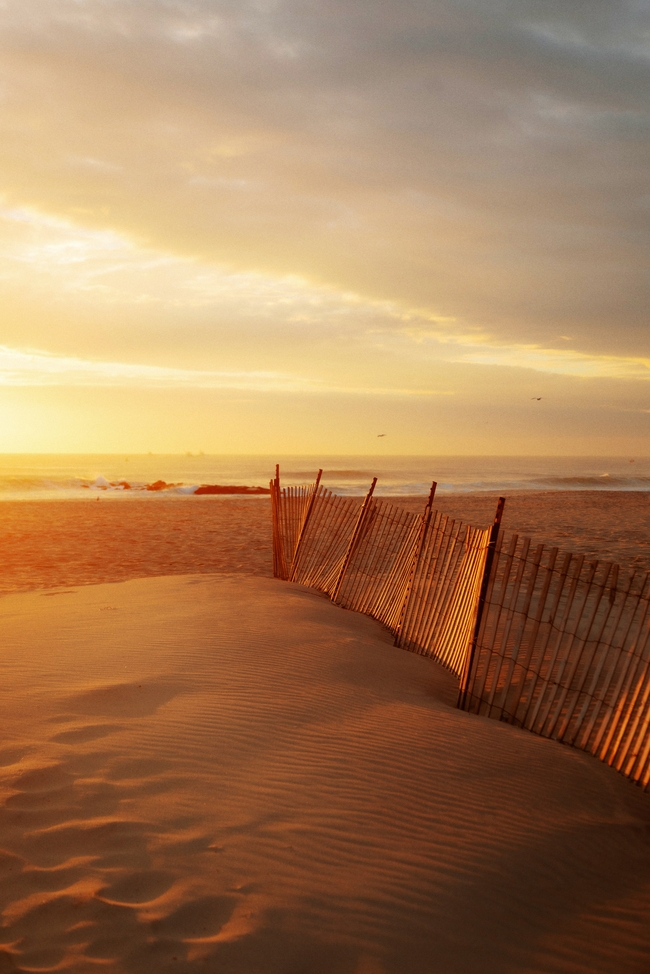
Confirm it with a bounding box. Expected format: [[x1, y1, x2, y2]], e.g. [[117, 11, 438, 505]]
[[0, 0, 648, 454]]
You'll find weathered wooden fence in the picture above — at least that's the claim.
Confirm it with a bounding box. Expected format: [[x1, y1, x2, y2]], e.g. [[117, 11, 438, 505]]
[[465, 537, 650, 789], [271, 467, 650, 790], [270, 466, 495, 679]]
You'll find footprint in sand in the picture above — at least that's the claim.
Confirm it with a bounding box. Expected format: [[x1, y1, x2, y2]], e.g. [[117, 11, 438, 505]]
[[150, 894, 237, 940], [0, 747, 30, 768], [65, 681, 180, 718], [4, 892, 140, 970], [21, 818, 154, 870], [98, 870, 176, 906], [50, 723, 123, 745], [10, 765, 74, 792], [2, 761, 121, 832], [105, 757, 172, 780]]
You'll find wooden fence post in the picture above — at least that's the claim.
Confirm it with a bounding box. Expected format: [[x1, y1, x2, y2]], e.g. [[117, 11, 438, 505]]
[[331, 478, 377, 603], [458, 496, 505, 710], [270, 474, 277, 576], [271, 463, 288, 579], [289, 469, 323, 582], [394, 481, 437, 646]]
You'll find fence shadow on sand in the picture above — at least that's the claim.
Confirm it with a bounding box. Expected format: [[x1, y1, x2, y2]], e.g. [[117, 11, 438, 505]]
[[271, 466, 650, 791]]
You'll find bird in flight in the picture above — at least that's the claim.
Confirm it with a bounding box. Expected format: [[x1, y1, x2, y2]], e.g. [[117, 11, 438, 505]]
[[531, 397, 542, 401], [377, 433, 387, 437]]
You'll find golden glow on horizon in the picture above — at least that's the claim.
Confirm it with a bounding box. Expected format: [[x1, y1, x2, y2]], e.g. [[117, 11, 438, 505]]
[[2, 207, 648, 386]]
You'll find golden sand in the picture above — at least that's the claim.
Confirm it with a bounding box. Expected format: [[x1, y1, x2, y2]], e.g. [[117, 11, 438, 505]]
[[0, 492, 648, 971], [0, 490, 648, 596], [0, 575, 649, 972]]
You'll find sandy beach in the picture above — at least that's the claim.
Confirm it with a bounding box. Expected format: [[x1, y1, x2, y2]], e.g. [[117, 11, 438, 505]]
[[2, 0, 647, 963], [0, 490, 648, 596], [0, 491, 649, 971], [0, 574, 649, 973]]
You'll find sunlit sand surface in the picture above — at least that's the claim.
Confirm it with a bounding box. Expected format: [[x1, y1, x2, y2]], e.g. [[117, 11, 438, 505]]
[[1, 575, 649, 973], [0, 490, 647, 598]]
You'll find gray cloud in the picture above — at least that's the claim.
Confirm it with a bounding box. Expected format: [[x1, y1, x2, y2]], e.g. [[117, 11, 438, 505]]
[[0, 0, 648, 360]]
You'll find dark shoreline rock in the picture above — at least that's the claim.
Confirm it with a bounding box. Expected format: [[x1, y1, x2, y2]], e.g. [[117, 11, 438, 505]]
[[146, 480, 181, 491], [194, 485, 271, 495]]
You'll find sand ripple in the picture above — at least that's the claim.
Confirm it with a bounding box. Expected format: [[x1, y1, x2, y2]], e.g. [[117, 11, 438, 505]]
[[0, 575, 648, 972]]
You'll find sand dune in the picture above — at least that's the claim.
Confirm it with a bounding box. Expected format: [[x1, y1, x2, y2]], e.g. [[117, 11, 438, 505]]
[[0, 574, 648, 972]]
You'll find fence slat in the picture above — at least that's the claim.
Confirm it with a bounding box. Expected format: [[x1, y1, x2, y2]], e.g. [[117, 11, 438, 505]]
[[271, 464, 650, 789]]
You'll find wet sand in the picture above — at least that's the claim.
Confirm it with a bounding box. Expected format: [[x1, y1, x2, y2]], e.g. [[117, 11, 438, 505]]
[[0, 575, 648, 973]]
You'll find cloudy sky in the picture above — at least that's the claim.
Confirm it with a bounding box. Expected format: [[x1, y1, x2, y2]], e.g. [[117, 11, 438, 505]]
[[0, 0, 648, 453]]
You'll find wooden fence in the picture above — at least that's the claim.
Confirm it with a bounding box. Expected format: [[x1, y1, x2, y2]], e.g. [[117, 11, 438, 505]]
[[464, 537, 650, 789], [270, 466, 496, 679], [270, 466, 650, 790]]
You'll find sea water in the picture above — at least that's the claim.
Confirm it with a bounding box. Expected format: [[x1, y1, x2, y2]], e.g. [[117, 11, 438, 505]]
[[0, 455, 648, 499]]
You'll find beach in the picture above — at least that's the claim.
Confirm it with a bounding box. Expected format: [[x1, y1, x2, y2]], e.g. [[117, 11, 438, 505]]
[[0, 490, 649, 971], [0, 490, 648, 596], [1, 575, 649, 973]]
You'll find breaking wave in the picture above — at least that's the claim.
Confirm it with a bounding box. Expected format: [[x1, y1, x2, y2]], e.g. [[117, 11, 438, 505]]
[[0, 457, 648, 499]]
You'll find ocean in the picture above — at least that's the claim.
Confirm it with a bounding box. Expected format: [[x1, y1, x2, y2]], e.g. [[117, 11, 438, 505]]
[[0, 454, 648, 500]]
